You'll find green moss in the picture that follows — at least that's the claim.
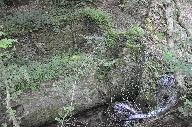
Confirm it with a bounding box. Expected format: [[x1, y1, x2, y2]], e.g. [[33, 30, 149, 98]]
[[4, 53, 94, 92], [103, 25, 144, 48], [97, 25, 145, 60], [80, 7, 112, 30], [124, 25, 145, 57], [126, 25, 144, 37], [103, 29, 125, 47]]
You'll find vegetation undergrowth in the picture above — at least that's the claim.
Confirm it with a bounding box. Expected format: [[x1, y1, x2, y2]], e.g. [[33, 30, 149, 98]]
[[0, 5, 111, 35], [1, 52, 94, 92], [0, 9, 54, 35], [80, 7, 112, 30], [0, 31, 21, 127], [0, 0, 191, 126], [55, 106, 74, 127]]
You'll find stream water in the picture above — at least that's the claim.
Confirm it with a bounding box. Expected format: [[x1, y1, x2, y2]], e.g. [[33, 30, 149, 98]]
[[41, 74, 177, 127], [112, 73, 177, 126]]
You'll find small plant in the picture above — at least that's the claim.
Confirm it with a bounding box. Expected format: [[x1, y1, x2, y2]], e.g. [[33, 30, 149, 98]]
[[178, 95, 192, 117], [103, 29, 122, 47], [127, 25, 144, 37], [0, 38, 17, 48], [0, 31, 17, 49], [125, 25, 144, 44], [95, 59, 117, 80], [80, 7, 112, 30], [103, 25, 144, 49], [55, 106, 74, 127]]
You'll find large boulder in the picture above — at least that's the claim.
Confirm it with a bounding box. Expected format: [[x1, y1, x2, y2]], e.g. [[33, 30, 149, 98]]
[[0, 1, 146, 126], [0, 50, 144, 127]]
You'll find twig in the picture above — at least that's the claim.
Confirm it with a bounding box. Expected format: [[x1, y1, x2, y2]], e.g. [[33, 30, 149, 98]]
[[71, 82, 75, 107]]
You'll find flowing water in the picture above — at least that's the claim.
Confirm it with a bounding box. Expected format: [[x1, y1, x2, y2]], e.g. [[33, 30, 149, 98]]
[[41, 74, 178, 127]]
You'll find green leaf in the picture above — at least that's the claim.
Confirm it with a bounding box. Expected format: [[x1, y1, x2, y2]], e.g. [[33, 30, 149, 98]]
[[163, 51, 173, 61], [0, 38, 17, 48]]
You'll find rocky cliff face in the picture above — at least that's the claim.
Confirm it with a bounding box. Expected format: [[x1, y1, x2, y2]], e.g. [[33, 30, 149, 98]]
[[0, 1, 191, 127], [0, 3, 145, 126]]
